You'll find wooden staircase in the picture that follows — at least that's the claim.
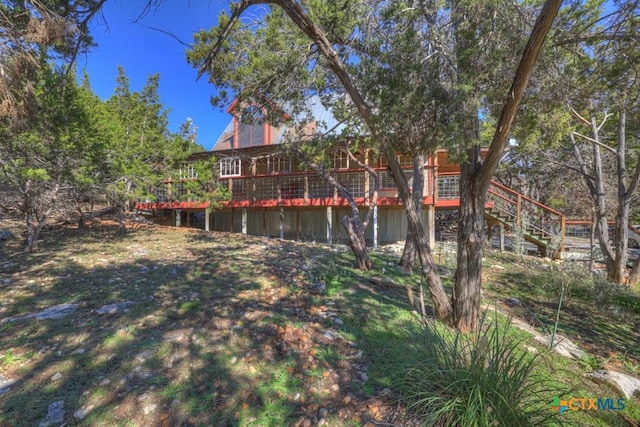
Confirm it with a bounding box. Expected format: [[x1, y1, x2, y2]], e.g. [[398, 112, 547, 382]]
[[484, 181, 566, 258]]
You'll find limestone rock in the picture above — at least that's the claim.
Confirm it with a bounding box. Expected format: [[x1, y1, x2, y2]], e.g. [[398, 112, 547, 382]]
[[586, 370, 640, 399], [95, 301, 136, 315], [74, 405, 93, 420], [533, 334, 584, 359], [38, 400, 64, 427], [1, 303, 78, 324], [0, 375, 16, 396]]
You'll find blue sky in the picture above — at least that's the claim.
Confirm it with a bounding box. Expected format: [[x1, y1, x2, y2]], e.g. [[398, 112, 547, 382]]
[[77, 1, 233, 150]]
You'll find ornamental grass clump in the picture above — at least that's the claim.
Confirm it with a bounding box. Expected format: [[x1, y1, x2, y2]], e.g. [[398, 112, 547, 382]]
[[401, 314, 567, 426]]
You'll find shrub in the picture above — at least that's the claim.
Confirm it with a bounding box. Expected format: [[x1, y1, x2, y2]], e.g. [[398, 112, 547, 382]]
[[400, 314, 567, 426]]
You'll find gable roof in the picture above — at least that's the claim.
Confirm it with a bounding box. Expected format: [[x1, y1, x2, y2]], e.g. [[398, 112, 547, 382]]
[[209, 95, 344, 151]]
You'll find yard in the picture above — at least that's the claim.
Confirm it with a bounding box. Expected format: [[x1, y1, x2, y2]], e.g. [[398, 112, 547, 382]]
[[0, 220, 638, 426]]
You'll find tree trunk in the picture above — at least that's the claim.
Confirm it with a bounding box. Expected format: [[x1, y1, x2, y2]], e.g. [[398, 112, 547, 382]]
[[399, 153, 425, 273], [628, 252, 640, 286], [25, 209, 47, 253], [589, 115, 617, 279], [613, 199, 630, 284], [298, 151, 376, 271], [589, 206, 597, 272], [385, 149, 454, 323], [342, 214, 372, 270], [117, 205, 127, 236], [76, 202, 86, 229], [25, 211, 38, 253], [453, 147, 485, 332], [613, 109, 630, 285]]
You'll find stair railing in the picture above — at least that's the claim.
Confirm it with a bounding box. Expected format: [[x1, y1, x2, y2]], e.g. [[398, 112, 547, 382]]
[[487, 180, 566, 252]]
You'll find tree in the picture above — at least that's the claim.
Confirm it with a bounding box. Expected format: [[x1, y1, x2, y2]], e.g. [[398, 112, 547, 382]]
[[101, 66, 176, 234], [177, 157, 230, 206], [512, 0, 640, 285], [0, 65, 93, 251], [195, 0, 561, 331], [0, 0, 107, 129]]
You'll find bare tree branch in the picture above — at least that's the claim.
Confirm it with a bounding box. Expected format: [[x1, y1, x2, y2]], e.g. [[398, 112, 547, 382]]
[[572, 131, 617, 154]]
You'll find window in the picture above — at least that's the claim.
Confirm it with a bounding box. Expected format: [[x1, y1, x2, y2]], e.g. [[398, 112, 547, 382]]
[[178, 164, 197, 180], [238, 106, 265, 148], [397, 154, 413, 167], [219, 158, 241, 177], [438, 175, 460, 199], [269, 155, 290, 173], [334, 150, 349, 169]]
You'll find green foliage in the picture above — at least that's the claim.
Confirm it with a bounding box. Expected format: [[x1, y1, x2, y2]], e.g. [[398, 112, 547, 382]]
[[176, 158, 230, 206], [401, 316, 566, 426], [577, 354, 609, 372]]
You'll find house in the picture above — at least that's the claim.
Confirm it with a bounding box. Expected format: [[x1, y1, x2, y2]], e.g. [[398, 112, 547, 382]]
[[136, 99, 566, 255]]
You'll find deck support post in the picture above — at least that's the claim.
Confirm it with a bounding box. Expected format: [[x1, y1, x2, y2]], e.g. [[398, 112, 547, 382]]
[[499, 222, 505, 252], [426, 205, 436, 249], [326, 206, 333, 244], [242, 208, 247, 235], [373, 205, 378, 249], [262, 209, 267, 236], [205, 207, 211, 231], [175, 209, 181, 227], [279, 207, 284, 239]]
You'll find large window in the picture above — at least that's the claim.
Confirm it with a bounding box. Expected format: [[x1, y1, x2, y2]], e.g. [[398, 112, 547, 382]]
[[238, 106, 265, 148], [219, 158, 242, 177]]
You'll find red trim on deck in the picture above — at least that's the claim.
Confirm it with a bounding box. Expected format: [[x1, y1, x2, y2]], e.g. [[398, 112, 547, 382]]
[[434, 199, 460, 208], [137, 195, 449, 211]]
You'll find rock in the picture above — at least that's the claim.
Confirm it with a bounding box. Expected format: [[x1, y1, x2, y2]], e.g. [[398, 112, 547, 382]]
[[504, 313, 584, 360], [143, 403, 157, 415], [318, 408, 329, 418], [38, 400, 64, 427], [322, 330, 337, 341], [311, 281, 326, 294], [295, 417, 312, 427], [0, 230, 15, 241], [1, 303, 78, 323], [95, 301, 136, 315], [0, 375, 16, 396], [51, 372, 62, 382], [586, 370, 640, 399], [74, 406, 93, 420], [505, 297, 521, 306], [533, 334, 584, 359], [491, 264, 505, 270]]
